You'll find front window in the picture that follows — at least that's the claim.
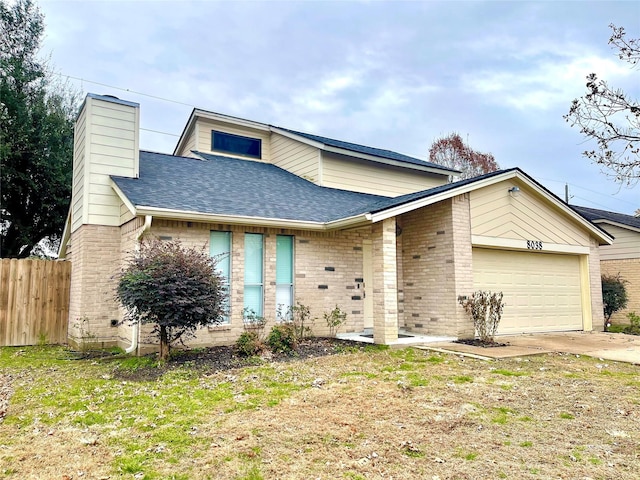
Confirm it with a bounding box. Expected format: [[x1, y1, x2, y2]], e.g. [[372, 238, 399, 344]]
[[244, 233, 264, 317], [212, 130, 261, 159], [210, 231, 231, 323], [276, 235, 294, 317]]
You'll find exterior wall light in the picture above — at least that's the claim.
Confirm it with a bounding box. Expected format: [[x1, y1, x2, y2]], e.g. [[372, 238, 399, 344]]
[[508, 186, 521, 197]]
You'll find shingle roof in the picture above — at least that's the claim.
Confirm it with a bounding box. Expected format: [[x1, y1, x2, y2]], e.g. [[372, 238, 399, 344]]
[[111, 153, 617, 245], [112, 152, 519, 225], [573, 206, 640, 230], [275, 127, 458, 173], [111, 151, 389, 223]]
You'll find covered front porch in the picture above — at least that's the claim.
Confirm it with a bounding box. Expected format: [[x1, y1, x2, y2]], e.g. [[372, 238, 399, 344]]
[[364, 195, 475, 344]]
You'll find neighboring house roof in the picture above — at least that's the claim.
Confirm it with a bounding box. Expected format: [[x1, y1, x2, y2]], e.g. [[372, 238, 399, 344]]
[[109, 151, 613, 245], [573, 206, 640, 232], [274, 127, 455, 172]]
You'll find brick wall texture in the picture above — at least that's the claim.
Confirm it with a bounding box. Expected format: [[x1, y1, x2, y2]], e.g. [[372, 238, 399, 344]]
[[399, 196, 474, 338], [67, 224, 123, 348], [589, 242, 605, 331], [601, 258, 640, 325], [131, 219, 374, 350]]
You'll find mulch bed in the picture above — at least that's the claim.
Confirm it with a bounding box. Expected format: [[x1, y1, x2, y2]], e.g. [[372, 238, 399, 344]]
[[111, 337, 364, 381], [454, 338, 509, 348]]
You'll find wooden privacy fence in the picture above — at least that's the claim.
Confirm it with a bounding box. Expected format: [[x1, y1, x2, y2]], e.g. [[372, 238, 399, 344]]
[[0, 259, 71, 346]]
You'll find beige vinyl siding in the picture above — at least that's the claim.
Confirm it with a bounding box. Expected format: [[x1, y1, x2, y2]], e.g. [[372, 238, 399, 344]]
[[86, 99, 138, 227], [321, 152, 447, 196], [72, 96, 139, 230], [473, 248, 584, 334], [470, 182, 590, 246], [71, 106, 87, 232], [271, 133, 320, 182], [597, 224, 640, 260], [175, 125, 197, 157], [197, 119, 271, 162]]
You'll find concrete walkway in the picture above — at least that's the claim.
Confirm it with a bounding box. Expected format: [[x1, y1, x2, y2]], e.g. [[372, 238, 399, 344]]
[[418, 331, 640, 364]]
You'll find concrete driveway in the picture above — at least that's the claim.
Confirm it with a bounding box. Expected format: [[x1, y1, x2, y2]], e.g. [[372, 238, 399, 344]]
[[422, 331, 640, 364]]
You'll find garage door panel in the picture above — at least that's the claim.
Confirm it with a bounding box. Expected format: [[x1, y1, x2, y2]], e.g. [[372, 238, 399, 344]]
[[473, 248, 582, 335]]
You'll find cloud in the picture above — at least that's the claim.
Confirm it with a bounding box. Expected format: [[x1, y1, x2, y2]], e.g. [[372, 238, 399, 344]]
[[461, 51, 636, 112]]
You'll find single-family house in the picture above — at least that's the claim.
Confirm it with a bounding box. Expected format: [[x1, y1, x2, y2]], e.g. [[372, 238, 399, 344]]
[[574, 206, 640, 325], [58, 93, 613, 353]]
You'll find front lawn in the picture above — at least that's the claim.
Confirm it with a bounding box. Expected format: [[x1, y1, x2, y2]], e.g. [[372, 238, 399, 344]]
[[0, 344, 638, 479]]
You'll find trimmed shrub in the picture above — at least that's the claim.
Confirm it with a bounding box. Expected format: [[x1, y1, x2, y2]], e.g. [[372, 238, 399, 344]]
[[602, 273, 628, 330], [277, 302, 315, 341], [266, 324, 297, 354], [235, 331, 264, 357], [115, 238, 226, 360]]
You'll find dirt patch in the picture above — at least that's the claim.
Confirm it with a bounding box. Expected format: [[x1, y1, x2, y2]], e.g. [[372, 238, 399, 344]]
[[111, 337, 364, 381], [0, 374, 12, 422]]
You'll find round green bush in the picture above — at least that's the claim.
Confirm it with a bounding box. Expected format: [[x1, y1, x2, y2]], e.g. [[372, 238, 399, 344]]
[[266, 324, 297, 354], [235, 331, 264, 357]]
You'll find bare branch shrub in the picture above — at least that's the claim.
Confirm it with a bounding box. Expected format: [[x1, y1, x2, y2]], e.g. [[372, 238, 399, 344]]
[[458, 291, 505, 343]]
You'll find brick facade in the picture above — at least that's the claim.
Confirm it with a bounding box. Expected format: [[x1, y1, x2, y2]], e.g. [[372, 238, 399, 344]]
[[399, 196, 474, 338], [589, 242, 605, 331], [67, 195, 606, 352], [67, 224, 122, 348], [128, 219, 374, 350]]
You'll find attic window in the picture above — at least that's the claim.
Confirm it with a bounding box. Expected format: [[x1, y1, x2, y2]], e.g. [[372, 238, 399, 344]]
[[212, 130, 261, 159]]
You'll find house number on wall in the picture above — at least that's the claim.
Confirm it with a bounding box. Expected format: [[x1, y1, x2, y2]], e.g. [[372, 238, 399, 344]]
[[526, 240, 543, 250]]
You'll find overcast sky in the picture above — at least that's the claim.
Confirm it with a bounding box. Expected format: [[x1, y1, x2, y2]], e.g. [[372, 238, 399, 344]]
[[38, 0, 639, 214]]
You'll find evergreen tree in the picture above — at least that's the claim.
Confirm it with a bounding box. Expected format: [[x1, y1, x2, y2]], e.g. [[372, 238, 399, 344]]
[[0, 0, 78, 257]]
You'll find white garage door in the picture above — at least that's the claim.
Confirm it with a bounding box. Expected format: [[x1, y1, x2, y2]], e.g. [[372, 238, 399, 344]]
[[472, 248, 583, 335]]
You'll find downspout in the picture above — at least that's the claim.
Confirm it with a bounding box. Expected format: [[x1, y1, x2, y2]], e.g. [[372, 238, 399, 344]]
[[125, 215, 152, 354]]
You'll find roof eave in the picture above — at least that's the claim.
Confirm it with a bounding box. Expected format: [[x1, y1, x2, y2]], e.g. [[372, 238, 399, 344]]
[[270, 126, 458, 176], [590, 219, 640, 234], [57, 209, 72, 259], [173, 108, 197, 156], [110, 179, 138, 217], [134, 206, 371, 231], [323, 145, 459, 176], [194, 109, 271, 131]]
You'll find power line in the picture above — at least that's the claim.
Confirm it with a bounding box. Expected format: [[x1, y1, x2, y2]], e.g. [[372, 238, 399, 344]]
[[140, 127, 179, 137], [534, 175, 637, 207], [571, 195, 619, 211], [56, 72, 194, 108]]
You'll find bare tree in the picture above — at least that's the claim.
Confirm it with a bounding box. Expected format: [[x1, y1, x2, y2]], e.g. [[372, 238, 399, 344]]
[[429, 132, 499, 180], [564, 24, 640, 186]]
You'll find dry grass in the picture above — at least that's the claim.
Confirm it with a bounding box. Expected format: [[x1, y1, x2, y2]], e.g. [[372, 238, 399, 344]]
[[0, 344, 639, 479]]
